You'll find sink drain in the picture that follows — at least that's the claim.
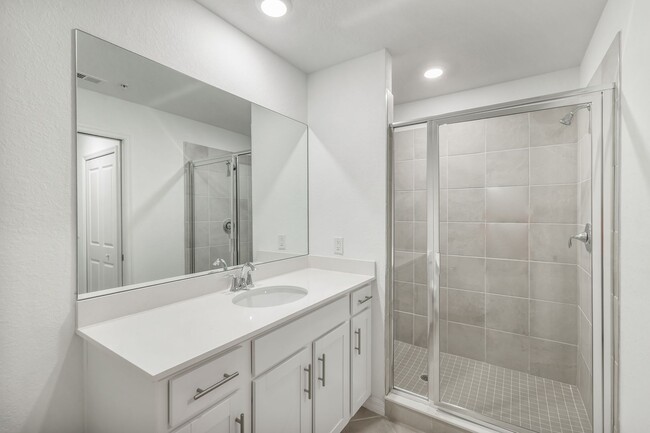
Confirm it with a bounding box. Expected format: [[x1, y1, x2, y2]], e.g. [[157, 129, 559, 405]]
[[420, 374, 428, 382]]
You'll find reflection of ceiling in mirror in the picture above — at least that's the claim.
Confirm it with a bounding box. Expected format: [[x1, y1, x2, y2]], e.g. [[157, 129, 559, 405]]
[[76, 32, 252, 136]]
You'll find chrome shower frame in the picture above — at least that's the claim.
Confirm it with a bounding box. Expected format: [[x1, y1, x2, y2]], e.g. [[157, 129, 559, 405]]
[[187, 150, 252, 270], [386, 84, 617, 433]]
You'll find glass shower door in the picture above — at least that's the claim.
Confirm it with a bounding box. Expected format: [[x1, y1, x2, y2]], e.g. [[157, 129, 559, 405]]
[[392, 123, 430, 398], [189, 157, 236, 272], [431, 93, 605, 433]]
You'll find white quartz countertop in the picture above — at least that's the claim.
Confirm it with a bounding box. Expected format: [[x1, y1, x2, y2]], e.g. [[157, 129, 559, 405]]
[[77, 267, 374, 380]]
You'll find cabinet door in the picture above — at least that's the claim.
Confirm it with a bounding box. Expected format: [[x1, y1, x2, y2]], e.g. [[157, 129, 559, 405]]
[[351, 308, 372, 415], [313, 322, 350, 433], [190, 390, 246, 433], [253, 347, 312, 433]]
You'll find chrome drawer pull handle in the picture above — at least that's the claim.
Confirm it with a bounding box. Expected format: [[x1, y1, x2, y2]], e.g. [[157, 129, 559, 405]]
[[357, 295, 372, 305], [304, 364, 312, 399], [354, 328, 361, 354], [194, 371, 239, 400], [235, 413, 244, 432], [318, 354, 326, 386]]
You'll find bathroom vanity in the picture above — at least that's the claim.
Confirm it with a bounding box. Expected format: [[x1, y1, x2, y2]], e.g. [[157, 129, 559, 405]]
[[77, 259, 375, 433]]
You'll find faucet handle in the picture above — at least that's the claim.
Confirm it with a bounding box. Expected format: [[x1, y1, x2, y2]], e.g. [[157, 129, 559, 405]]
[[230, 274, 241, 291]]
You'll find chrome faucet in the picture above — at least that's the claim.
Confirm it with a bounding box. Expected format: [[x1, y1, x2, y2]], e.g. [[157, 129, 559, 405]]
[[212, 258, 228, 272], [230, 262, 256, 292]]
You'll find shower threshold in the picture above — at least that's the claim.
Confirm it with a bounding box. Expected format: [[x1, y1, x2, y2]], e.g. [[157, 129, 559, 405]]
[[394, 341, 592, 433]]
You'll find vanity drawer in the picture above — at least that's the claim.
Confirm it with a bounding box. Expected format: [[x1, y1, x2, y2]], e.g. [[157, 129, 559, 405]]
[[350, 284, 372, 316], [169, 345, 249, 428]]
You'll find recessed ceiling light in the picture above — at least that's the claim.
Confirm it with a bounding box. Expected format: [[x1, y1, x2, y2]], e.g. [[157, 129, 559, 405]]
[[258, 0, 291, 17], [424, 67, 444, 79]]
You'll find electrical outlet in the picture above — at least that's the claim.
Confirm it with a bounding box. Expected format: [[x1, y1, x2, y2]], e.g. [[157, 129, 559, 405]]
[[334, 237, 344, 255], [278, 234, 286, 250]]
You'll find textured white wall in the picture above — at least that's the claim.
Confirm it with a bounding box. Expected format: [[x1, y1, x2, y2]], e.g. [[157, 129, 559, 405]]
[[394, 68, 580, 122], [580, 0, 650, 429], [0, 1, 306, 432], [308, 49, 392, 409]]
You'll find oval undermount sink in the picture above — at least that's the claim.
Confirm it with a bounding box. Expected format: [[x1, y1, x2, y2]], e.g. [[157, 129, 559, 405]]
[[232, 286, 308, 308]]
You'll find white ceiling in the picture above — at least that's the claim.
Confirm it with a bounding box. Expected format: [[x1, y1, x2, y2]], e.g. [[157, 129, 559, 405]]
[[76, 31, 252, 135], [196, 0, 607, 104]]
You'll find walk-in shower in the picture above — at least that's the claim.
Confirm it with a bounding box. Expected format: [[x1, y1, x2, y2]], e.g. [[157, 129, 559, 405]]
[[388, 87, 616, 433], [185, 145, 253, 272]]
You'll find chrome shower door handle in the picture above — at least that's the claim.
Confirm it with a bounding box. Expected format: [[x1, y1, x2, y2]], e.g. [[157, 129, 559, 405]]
[[568, 223, 592, 252]]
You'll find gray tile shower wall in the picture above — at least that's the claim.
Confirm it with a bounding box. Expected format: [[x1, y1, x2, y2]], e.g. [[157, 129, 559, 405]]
[[438, 108, 586, 388], [393, 125, 429, 348]]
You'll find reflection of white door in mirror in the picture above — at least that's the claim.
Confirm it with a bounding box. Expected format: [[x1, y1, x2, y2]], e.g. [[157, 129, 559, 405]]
[[78, 133, 123, 293]]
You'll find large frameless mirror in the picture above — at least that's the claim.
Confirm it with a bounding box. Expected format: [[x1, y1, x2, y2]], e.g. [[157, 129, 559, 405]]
[[74, 30, 308, 299]]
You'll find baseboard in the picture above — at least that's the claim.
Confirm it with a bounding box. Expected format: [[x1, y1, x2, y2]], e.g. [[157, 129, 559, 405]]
[[363, 394, 385, 416]]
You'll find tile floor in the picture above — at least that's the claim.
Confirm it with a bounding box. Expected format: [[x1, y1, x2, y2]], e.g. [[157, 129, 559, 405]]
[[343, 407, 422, 433], [394, 341, 592, 433]]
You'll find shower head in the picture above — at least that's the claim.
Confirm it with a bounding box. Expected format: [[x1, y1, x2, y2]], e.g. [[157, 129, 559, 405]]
[[559, 104, 590, 126], [560, 112, 574, 126]]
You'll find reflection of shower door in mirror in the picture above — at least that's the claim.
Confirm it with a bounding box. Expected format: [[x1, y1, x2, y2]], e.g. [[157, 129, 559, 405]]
[[187, 152, 252, 272], [78, 133, 123, 293]]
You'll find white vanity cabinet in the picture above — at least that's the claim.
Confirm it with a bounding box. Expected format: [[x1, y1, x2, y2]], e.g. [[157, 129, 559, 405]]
[[350, 307, 372, 415], [313, 322, 350, 433], [176, 391, 245, 433], [82, 283, 374, 433], [252, 347, 312, 433]]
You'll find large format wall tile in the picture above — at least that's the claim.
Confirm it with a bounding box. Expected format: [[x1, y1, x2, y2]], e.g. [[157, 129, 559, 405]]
[[486, 223, 529, 260], [486, 186, 529, 223], [414, 315, 428, 348], [394, 129, 414, 161], [447, 256, 486, 292], [394, 281, 414, 313], [486, 294, 529, 335], [530, 262, 577, 304], [578, 267, 592, 322], [448, 322, 486, 362], [530, 144, 578, 185], [448, 289, 485, 326], [530, 338, 577, 384], [530, 106, 578, 147], [394, 251, 414, 283], [530, 185, 578, 223], [486, 149, 529, 187], [414, 126, 427, 159], [448, 119, 485, 156], [530, 300, 578, 344], [394, 222, 414, 251], [394, 191, 414, 221], [448, 188, 485, 222], [414, 190, 427, 221], [395, 311, 414, 344], [394, 160, 414, 190], [487, 329, 530, 372], [530, 224, 578, 264], [579, 311, 593, 372], [448, 153, 485, 188], [448, 223, 485, 256], [486, 113, 530, 152], [486, 259, 529, 297]]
